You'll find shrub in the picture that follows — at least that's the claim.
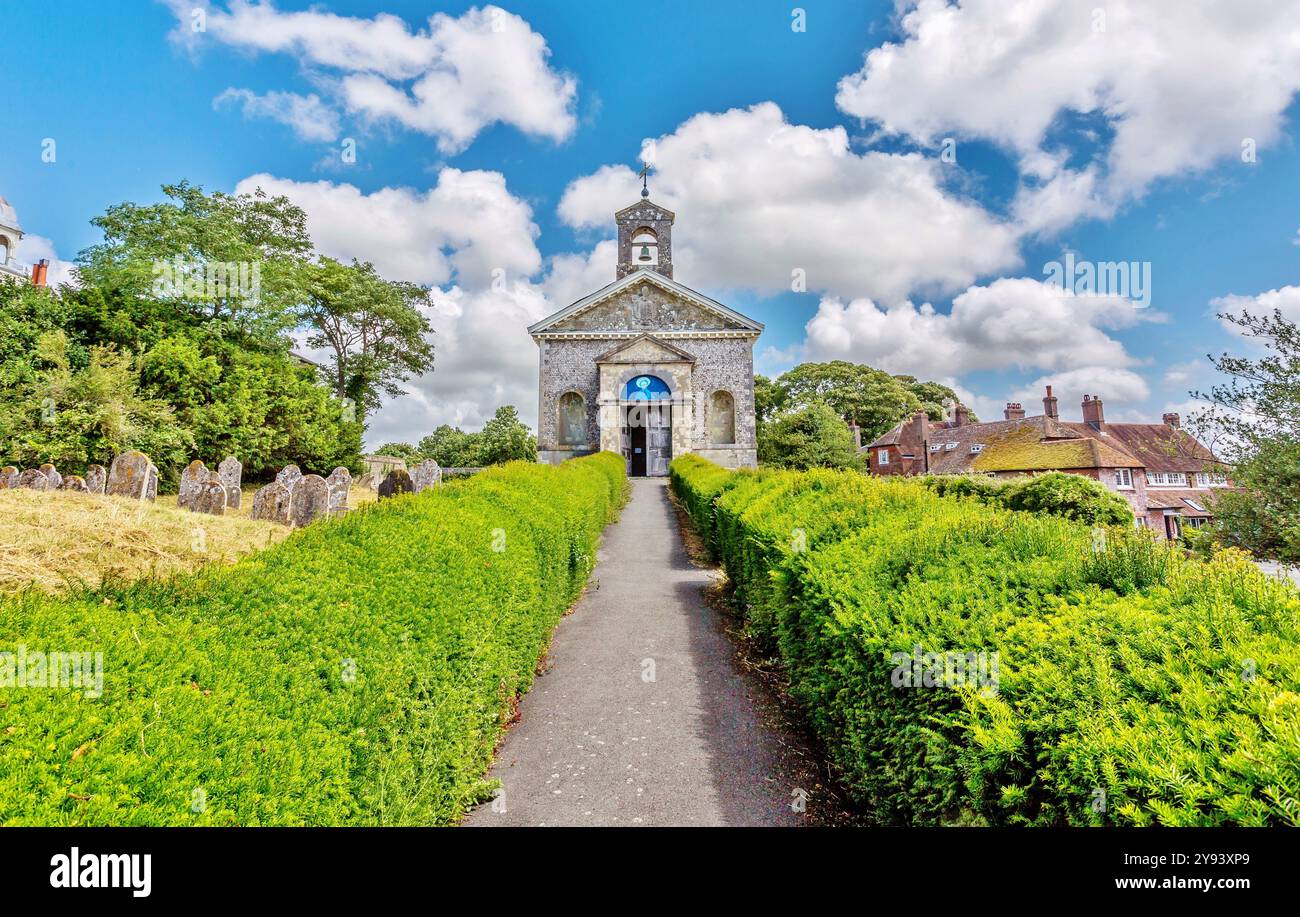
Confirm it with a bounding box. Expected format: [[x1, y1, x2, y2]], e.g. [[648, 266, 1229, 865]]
[[670, 455, 1300, 826], [0, 452, 626, 825], [925, 471, 1134, 526]]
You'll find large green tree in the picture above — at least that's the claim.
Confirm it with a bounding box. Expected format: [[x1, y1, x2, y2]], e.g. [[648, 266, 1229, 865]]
[[758, 400, 862, 470], [300, 257, 435, 419], [1193, 307, 1300, 560]]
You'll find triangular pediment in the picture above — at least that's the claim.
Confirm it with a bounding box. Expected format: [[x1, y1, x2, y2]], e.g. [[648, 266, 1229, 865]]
[[616, 198, 675, 222], [596, 334, 696, 365], [528, 269, 763, 336]]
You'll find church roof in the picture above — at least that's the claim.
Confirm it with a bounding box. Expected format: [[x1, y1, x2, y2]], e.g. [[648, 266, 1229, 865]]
[[615, 198, 675, 220], [528, 268, 764, 336]]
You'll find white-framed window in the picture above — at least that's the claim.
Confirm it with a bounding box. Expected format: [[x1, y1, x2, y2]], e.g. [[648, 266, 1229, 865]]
[[1115, 468, 1133, 489], [1147, 471, 1187, 486], [877, 448, 890, 466], [929, 443, 942, 452], [970, 443, 984, 454], [1196, 472, 1227, 487], [945, 442, 957, 451]]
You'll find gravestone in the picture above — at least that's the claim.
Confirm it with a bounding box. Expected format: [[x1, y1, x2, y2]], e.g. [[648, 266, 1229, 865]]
[[145, 464, 158, 502], [193, 480, 228, 516], [17, 469, 49, 490], [290, 474, 330, 527], [356, 472, 376, 491], [325, 467, 351, 517], [61, 475, 89, 493], [178, 460, 208, 510], [275, 464, 303, 495], [218, 456, 242, 510], [39, 463, 62, 490], [1, 466, 17, 489], [84, 464, 107, 495], [378, 469, 414, 500], [106, 451, 153, 499], [410, 459, 442, 494], [250, 482, 292, 526]]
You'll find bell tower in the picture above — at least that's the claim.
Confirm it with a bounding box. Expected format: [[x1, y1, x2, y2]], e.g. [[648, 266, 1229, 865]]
[[615, 197, 674, 281]]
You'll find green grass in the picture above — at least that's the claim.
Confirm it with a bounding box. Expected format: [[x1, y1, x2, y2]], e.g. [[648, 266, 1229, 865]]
[[0, 452, 626, 825]]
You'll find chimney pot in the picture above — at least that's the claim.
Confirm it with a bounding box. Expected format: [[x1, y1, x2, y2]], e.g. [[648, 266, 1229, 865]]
[[1162, 412, 1181, 428], [1042, 385, 1059, 420], [1082, 393, 1105, 430], [1004, 401, 1026, 421]]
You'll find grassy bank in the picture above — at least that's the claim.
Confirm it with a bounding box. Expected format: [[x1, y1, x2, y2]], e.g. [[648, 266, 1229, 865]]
[[0, 452, 626, 825]]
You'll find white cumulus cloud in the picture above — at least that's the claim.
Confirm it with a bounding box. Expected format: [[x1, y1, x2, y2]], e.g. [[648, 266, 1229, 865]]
[[558, 102, 1020, 303], [170, 1, 577, 153]]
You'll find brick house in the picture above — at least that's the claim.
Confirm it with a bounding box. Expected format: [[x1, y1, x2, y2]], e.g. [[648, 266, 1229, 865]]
[[864, 386, 1228, 540]]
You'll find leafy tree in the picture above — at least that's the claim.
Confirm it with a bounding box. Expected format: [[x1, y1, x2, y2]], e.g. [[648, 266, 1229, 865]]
[[417, 425, 481, 467], [758, 401, 862, 470], [477, 405, 537, 465], [1193, 307, 1300, 560], [999, 472, 1134, 526], [776, 361, 918, 439], [300, 257, 434, 420], [892, 374, 968, 422], [78, 181, 310, 345], [753, 373, 787, 428], [373, 442, 422, 462]]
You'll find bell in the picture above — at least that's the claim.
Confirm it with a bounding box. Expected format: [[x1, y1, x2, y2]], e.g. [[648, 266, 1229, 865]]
[[638, 244, 652, 262]]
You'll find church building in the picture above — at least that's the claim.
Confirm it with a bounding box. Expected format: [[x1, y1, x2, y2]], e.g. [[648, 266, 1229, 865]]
[[530, 191, 762, 475]]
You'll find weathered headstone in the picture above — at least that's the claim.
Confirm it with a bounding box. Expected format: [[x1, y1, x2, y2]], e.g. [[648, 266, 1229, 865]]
[[410, 459, 442, 494], [39, 463, 63, 490], [84, 464, 107, 495], [218, 456, 242, 510], [275, 464, 303, 495], [106, 451, 152, 499], [193, 480, 228, 516], [0, 466, 17, 489], [250, 482, 292, 526], [17, 469, 49, 491], [378, 469, 414, 500], [356, 472, 376, 491], [326, 467, 352, 517], [145, 464, 158, 502], [290, 474, 330, 527], [61, 475, 89, 493], [178, 460, 208, 510]]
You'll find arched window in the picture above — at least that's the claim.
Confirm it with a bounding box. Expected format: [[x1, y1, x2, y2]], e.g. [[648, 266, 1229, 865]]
[[631, 228, 658, 267], [709, 390, 736, 444], [0, 236, 9, 263], [558, 392, 587, 445], [624, 375, 671, 401]]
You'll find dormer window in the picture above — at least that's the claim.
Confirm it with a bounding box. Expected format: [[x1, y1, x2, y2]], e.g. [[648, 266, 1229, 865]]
[[970, 444, 984, 454], [945, 442, 957, 451], [632, 228, 658, 267], [929, 443, 942, 452]]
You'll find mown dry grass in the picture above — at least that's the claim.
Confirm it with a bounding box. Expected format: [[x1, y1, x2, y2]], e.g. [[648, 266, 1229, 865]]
[[0, 488, 305, 594]]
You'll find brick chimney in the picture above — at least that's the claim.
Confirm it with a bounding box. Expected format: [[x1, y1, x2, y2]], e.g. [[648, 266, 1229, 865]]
[[1082, 393, 1104, 431], [850, 420, 862, 450], [1162, 412, 1180, 428], [1004, 402, 1025, 420], [953, 403, 970, 427], [1042, 385, 1058, 420], [908, 409, 928, 446], [30, 259, 48, 287]]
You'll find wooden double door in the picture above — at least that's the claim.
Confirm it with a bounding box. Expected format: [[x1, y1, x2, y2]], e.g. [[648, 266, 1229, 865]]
[[623, 403, 671, 477]]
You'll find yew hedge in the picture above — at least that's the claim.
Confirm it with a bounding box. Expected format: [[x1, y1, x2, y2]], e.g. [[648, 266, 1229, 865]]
[[672, 456, 1300, 826], [0, 452, 625, 825]]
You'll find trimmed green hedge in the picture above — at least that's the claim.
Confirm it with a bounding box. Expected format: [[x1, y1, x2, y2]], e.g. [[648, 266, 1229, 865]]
[[925, 471, 1134, 526], [673, 456, 1300, 826], [0, 452, 626, 825]]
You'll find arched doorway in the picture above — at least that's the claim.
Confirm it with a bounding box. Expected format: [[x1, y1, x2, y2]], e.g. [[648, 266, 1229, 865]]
[[622, 374, 672, 477]]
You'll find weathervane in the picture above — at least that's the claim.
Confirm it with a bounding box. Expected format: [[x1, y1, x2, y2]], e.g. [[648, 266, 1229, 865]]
[[638, 161, 652, 198]]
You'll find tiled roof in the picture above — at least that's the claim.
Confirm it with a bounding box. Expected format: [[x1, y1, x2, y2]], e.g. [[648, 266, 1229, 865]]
[[1063, 422, 1220, 473], [866, 421, 905, 448], [1144, 488, 1215, 515]]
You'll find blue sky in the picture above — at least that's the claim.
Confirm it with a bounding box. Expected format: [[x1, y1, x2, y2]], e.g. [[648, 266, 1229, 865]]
[[1, 0, 1298, 446]]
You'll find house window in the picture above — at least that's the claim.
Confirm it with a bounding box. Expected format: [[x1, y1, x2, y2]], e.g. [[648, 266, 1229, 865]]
[[877, 449, 890, 466], [929, 443, 942, 452], [1116, 468, 1133, 489], [1184, 517, 1209, 529], [708, 390, 735, 444], [558, 392, 587, 445], [945, 442, 957, 451], [1148, 472, 1187, 486], [970, 444, 984, 454], [1196, 472, 1227, 487]]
